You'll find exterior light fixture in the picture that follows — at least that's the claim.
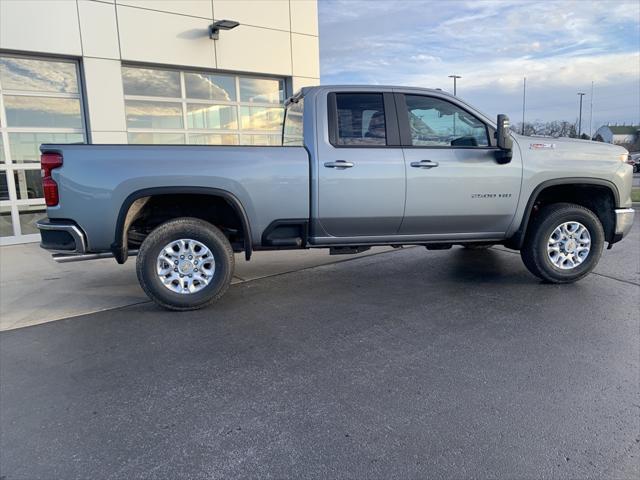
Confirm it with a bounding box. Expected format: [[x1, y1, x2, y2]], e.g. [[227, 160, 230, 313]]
[[209, 20, 240, 40]]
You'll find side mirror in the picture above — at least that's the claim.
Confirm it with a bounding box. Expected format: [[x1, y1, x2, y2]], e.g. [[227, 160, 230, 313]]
[[495, 114, 513, 164]]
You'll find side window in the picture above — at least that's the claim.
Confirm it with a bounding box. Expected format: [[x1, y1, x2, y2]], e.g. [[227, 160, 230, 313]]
[[283, 98, 304, 146], [335, 93, 386, 146], [404, 95, 489, 147]]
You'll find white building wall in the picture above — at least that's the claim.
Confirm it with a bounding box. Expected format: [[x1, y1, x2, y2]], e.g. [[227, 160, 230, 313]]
[[0, 0, 320, 144], [0, 0, 319, 243]]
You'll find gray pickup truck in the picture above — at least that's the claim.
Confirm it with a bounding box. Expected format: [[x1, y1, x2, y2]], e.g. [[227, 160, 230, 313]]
[[37, 85, 635, 310]]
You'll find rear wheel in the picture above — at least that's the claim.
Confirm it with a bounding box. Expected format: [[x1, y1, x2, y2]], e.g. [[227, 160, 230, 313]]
[[136, 217, 235, 311], [520, 203, 604, 283]]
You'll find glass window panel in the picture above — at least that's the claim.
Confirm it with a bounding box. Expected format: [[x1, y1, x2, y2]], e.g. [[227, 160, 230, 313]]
[[0, 56, 78, 93], [13, 169, 43, 200], [0, 136, 5, 163], [8, 133, 84, 164], [122, 66, 181, 97], [127, 133, 185, 144], [335, 93, 387, 146], [239, 78, 284, 104], [283, 98, 304, 146], [18, 205, 46, 235], [240, 134, 282, 146], [1, 171, 9, 200], [189, 133, 239, 145], [4, 96, 83, 128], [404, 95, 489, 147], [185, 73, 236, 101], [186, 104, 237, 130], [125, 100, 183, 129], [0, 206, 13, 237], [239, 106, 283, 131]]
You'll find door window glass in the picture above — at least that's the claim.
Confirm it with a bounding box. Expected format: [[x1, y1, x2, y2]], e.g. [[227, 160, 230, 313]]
[[404, 95, 488, 147], [335, 93, 386, 146]]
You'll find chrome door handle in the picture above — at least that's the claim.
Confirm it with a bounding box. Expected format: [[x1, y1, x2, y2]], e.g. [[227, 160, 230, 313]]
[[324, 160, 354, 169], [410, 160, 439, 169]]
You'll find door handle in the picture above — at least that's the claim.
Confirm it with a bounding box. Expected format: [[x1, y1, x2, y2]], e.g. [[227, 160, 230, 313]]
[[324, 160, 354, 169], [410, 160, 439, 169]]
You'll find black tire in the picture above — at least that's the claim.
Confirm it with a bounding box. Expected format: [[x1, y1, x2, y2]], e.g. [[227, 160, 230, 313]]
[[520, 203, 604, 283], [136, 217, 235, 311]]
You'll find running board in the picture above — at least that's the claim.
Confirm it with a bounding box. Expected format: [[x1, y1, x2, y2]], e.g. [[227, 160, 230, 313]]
[[52, 250, 138, 263]]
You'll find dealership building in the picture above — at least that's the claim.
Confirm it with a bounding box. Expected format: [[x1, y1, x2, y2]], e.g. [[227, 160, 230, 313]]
[[0, 0, 320, 244]]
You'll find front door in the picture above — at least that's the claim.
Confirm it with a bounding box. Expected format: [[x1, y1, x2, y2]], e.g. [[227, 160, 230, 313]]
[[397, 93, 521, 236], [315, 92, 405, 238]]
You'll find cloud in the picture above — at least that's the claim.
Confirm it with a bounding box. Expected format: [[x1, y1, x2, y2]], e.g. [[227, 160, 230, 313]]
[[319, 0, 640, 124]]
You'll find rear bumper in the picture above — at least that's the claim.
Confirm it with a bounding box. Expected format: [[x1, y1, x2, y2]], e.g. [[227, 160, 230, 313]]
[[36, 219, 87, 253], [611, 208, 635, 243]]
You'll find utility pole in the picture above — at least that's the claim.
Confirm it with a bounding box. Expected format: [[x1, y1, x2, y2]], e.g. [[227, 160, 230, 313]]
[[521, 77, 526, 135], [448, 75, 461, 95], [589, 81, 594, 138], [577, 92, 586, 137]]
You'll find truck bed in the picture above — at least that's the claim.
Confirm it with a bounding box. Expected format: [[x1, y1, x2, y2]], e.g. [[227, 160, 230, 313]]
[[42, 144, 310, 251]]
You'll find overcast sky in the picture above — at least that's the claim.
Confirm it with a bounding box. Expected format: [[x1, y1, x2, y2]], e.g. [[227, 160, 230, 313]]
[[318, 0, 640, 134]]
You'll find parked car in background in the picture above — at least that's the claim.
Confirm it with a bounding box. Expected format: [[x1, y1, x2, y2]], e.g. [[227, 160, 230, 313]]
[[36, 85, 635, 310], [627, 152, 640, 173]]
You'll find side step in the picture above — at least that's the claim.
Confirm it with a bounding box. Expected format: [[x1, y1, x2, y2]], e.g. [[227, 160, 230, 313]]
[[329, 246, 371, 255], [52, 250, 138, 263]]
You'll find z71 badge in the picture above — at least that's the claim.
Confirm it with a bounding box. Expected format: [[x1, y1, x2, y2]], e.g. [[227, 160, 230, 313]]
[[529, 143, 556, 150]]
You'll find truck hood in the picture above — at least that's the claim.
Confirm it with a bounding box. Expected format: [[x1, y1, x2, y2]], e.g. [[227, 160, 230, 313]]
[[513, 134, 628, 163]]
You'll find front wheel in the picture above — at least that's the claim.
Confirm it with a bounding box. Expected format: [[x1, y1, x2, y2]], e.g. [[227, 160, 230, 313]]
[[136, 218, 235, 311], [520, 203, 604, 283]]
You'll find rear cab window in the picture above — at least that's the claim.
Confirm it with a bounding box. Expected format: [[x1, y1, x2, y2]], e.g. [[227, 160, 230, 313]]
[[283, 97, 304, 146]]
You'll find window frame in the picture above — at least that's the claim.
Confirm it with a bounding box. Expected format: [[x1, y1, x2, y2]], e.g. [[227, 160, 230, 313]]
[[395, 93, 496, 149], [327, 92, 401, 148]]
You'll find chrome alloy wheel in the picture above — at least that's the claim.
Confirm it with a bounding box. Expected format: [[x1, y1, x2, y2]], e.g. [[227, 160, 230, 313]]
[[156, 239, 215, 294], [546, 221, 591, 270]]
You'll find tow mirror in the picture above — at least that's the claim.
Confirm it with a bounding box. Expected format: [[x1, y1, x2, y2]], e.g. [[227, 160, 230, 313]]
[[495, 114, 513, 164]]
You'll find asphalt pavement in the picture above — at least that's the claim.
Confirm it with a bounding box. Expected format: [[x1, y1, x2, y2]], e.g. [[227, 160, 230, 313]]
[[1, 223, 639, 479]]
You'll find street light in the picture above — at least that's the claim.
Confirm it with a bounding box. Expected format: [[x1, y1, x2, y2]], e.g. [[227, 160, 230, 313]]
[[448, 75, 461, 95], [577, 92, 586, 137]]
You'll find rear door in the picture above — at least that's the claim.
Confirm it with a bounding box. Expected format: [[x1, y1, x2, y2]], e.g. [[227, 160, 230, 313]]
[[396, 93, 521, 236], [315, 92, 405, 237]]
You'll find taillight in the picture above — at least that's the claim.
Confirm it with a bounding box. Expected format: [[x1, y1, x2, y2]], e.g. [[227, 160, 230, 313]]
[[41, 152, 63, 206]]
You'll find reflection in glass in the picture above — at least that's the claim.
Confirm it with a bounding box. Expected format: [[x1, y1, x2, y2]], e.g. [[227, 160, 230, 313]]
[[0, 56, 79, 93], [240, 134, 282, 146], [18, 205, 46, 235], [13, 170, 43, 200], [128, 133, 185, 144], [240, 106, 284, 131], [187, 104, 237, 130], [1, 171, 9, 200], [9, 133, 84, 164], [122, 67, 181, 97], [4, 96, 83, 128], [0, 206, 13, 237], [125, 101, 183, 129], [239, 78, 284, 104], [185, 73, 236, 101], [189, 134, 239, 145]]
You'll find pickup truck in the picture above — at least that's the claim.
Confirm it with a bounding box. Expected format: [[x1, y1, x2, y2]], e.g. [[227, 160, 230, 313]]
[[37, 85, 635, 310]]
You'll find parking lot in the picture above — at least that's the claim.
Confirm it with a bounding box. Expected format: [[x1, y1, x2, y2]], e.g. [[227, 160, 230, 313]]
[[1, 221, 639, 479]]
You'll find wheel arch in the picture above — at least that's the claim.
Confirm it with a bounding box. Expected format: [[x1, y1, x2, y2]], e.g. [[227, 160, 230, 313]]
[[508, 178, 619, 249], [111, 186, 253, 263]]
